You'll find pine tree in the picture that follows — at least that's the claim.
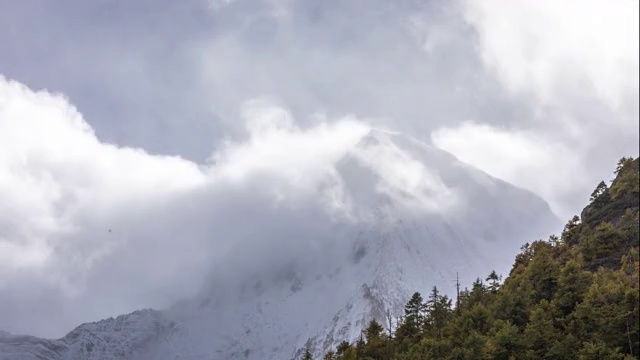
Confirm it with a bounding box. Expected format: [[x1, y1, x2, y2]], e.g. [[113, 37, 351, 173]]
[[486, 270, 502, 293], [361, 319, 386, 359], [405, 292, 426, 325], [364, 319, 383, 343], [614, 157, 633, 174], [525, 241, 560, 302], [523, 300, 556, 359], [323, 157, 639, 360], [575, 268, 633, 355], [487, 320, 522, 360], [302, 348, 313, 360], [355, 334, 365, 357], [467, 278, 487, 306], [610, 157, 639, 199], [552, 253, 591, 317], [582, 222, 626, 268], [561, 215, 582, 246], [578, 340, 625, 359], [426, 286, 451, 342], [322, 350, 335, 360], [395, 292, 426, 342], [590, 180, 608, 203], [336, 341, 350, 356], [495, 288, 530, 329]]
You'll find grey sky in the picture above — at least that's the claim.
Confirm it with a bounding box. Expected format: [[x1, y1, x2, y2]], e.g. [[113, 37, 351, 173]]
[[0, 0, 638, 338], [0, 0, 526, 160], [2, 0, 636, 213], [1, 0, 219, 159]]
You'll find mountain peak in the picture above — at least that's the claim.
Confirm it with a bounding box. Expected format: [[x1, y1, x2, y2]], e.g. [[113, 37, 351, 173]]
[[355, 128, 398, 147], [0, 130, 559, 360]]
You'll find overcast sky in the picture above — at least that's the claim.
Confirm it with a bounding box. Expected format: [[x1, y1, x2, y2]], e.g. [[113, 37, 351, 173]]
[[0, 0, 638, 338]]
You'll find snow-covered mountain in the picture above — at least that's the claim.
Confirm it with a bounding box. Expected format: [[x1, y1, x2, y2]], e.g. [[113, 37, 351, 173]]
[[0, 130, 559, 360]]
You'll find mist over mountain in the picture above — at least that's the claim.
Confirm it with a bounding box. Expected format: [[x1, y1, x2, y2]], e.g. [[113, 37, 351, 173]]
[[322, 157, 639, 360], [0, 125, 559, 359], [0, 0, 638, 359]]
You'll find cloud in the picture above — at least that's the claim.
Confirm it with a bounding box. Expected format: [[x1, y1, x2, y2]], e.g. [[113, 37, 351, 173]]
[[0, 0, 638, 340], [1, 1, 636, 219], [463, 0, 639, 111], [431, 122, 587, 216], [211, 98, 369, 188], [190, 0, 638, 222], [1, 76, 463, 337], [0, 77, 204, 271], [430, 0, 639, 219], [190, 0, 511, 135], [0, 76, 212, 336], [0, 77, 336, 336]]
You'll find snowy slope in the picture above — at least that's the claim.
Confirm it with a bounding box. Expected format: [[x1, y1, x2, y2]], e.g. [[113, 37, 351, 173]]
[[0, 130, 558, 360], [0, 310, 173, 360]]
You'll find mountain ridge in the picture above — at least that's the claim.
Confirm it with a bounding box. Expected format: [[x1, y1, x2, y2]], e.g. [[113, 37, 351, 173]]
[[0, 130, 559, 360], [321, 156, 639, 360]]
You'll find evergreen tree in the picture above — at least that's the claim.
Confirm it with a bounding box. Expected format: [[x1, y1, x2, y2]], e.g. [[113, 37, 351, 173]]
[[355, 334, 366, 357], [405, 292, 426, 325], [323, 350, 335, 360], [552, 253, 591, 317], [325, 157, 640, 360], [575, 268, 634, 355], [590, 180, 608, 203], [525, 241, 560, 302], [562, 215, 582, 246], [426, 286, 451, 342], [361, 319, 386, 359], [336, 341, 350, 356], [467, 278, 487, 307], [614, 157, 633, 175], [364, 319, 383, 343], [495, 287, 530, 329], [523, 300, 556, 359], [486, 270, 502, 293], [487, 320, 522, 360], [582, 222, 626, 268], [578, 340, 625, 360], [302, 348, 313, 360], [610, 157, 639, 199], [395, 292, 425, 342]]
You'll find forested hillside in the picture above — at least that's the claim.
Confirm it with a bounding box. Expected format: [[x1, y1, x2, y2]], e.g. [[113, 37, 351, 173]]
[[317, 157, 639, 360]]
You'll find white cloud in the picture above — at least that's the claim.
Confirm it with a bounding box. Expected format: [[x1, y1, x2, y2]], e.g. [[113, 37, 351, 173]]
[[464, 0, 639, 111], [190, 0, 638, 224], [1, 76, 463, 337], [0, 77, 206, 274], [2, 0, 636, 221], [430, 0, 640, 219], [0, 76, 213, 335], [431, 122, 587, 216], [211, 98, 370, 188], [1, 0, 638, 341]]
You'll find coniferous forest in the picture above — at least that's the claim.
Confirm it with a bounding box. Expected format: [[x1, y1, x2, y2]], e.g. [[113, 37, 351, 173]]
[[318, 157, 640, 360]]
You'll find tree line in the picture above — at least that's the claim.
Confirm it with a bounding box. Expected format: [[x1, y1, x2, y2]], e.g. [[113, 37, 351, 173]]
[[307, 157, 639, 360]]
